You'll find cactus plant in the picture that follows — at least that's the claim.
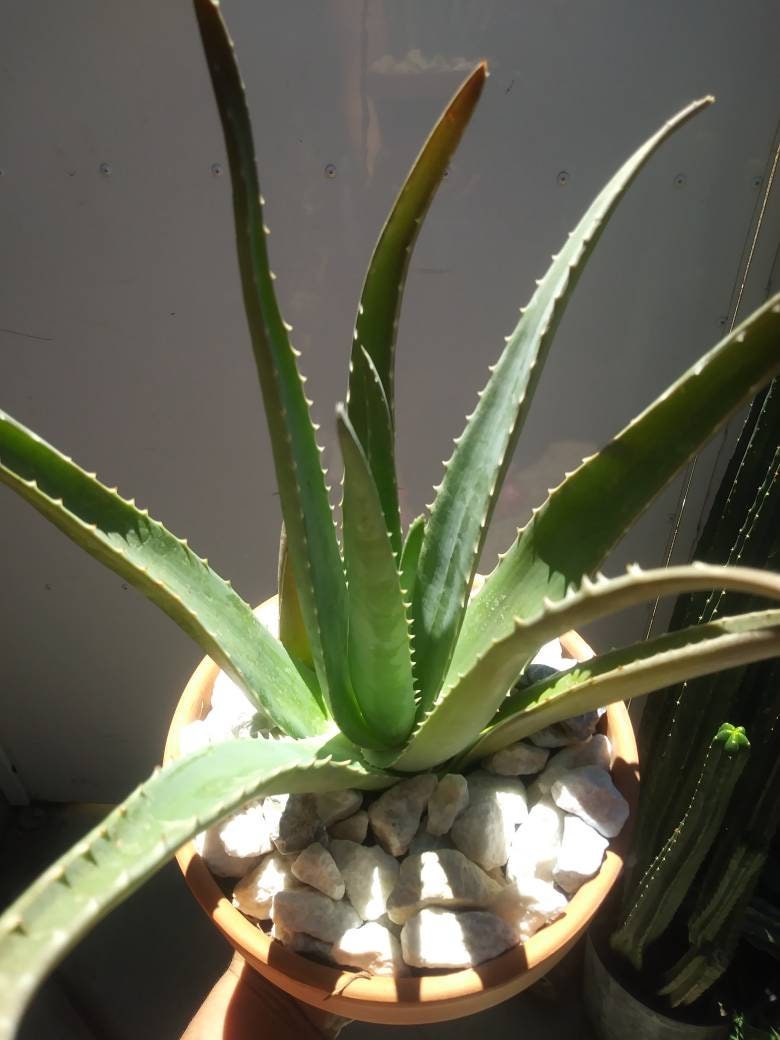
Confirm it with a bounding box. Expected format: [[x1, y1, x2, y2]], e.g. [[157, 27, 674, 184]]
[[0, 1, 779, 1036], [610, 379, 780, 1009]]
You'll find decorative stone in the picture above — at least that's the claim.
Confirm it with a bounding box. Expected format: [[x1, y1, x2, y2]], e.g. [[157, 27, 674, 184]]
[[489, 877, 568, 940], [505, 798, 564, 883], [529, 724, 581, 748], [271, 922, 333, 962], [272, 889, 361, 944], [408, 823, 453, 856], [557, 711, 601, 742], [331, 922, 410, 977], [329, 840, 400, 921], [553, 815, 609, 893], [291, 842, 345, 900], [328, 810, 369, 843], [315, 790, 362, 826], [208, 669, 273, 738], [178, 718, 212, 756], [263, 793, 323, 854], [219, 800, 274, 859], [531, 638, 574, 673], [368, 774, 438, 856], [450, 771, 528, 870], [483, 742, 550, 777], [426, 774, 469, 835], [194, 826, 261, 879], [535, 734, 612, 796], [551, 765, 629, 838], [401, 908, 517, 969], [233, 851, 300, 918], [386, 849, 502, 925]]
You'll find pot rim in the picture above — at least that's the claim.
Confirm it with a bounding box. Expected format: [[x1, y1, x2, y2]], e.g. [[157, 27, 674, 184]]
[[163, 603, 639, 1021]]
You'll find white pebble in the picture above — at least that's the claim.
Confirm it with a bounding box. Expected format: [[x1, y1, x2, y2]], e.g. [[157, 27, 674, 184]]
[[368, 774, 438, 856], [292, 842, 345, 901], [483, 741, 550, 777], [329, 840, 400, 921], [426, 774, 469, 835], [331, 921, 409, 977], [552, 815, 609, 894], [233, 851, 299, 918], [551, 765, 629, 838], [401, 908, 516, 969]]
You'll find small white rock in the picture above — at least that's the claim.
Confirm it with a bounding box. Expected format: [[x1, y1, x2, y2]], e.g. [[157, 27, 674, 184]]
[[531, 639, 574, 673], [263, 793, 323, 854], [450, 772, 528, 871], [551, 765, 629, 838], [271, 922, 333, 961], [328, 810, 369, 843], [194, 826, 261, 879], [401, 908, 517, 969], [292, 842, 345, 901], [529, 724, 581, 748], [483, 742, 550, 777], [331, 921, 409, 977], [329, 840, 400, 921], [272, 889, 361, 944], [219, 799, 274, 859], [233, 851, 300, 918], [368, 774, 438, 856], [178, 719, 213, 756], [315, 790, 363, 827], [408, 821, 453, 856], [505, 798, 564, 883], [552, 815, 609, 894], [489, 876, 568, 940], [535, 734, 613, 796], [426, 774, 469, 835], [386, 849, 502, 925]]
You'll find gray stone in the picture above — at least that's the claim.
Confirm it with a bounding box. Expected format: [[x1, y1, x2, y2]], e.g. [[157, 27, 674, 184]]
[[272, 889, 361, 944], [557, 711, 601, 742], [368, 774, 438, 856], [233, 851, 300, 918], [529, 724, 582, 748], [263, 793, 323, 854], [386, 849, 502, 925], [426, 774, 469, 835], [218, 799, 274, 859], [505, 798, 564, 883], [401, 908, 517, 969], [551, 765, 629, 838], [553, 815, 609, 893], [291, 842, 345, 900], [315, 790, 363, 826], [194, 826, 261, 879], [328, 810, 369, 843], [271, 922, 333, 962], [329, 840, 400, 921], [483, 742, 550, 777], [489, 877, 568, 940], [331, 921, 410, 977], [408, 822, 453, 856], [535, 734, 612, 796], [450, 771, 528, 871]]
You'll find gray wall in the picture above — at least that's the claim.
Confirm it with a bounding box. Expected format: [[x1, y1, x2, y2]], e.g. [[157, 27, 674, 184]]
[[1, 1, 778, 802]]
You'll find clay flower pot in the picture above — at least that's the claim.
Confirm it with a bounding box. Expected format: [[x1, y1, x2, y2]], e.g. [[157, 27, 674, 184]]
[[163, 605, 639, 1026]]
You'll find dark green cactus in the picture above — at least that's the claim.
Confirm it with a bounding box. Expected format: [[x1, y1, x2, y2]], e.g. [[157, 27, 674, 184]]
[[612, 380, 780, 1006], [0, 2, 779, 1036]]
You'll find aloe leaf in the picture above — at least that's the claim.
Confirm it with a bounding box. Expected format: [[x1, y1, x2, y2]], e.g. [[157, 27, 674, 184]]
[[337, 406, 416, 745], [194, 0, 377, 746], [0, 733, 392, 1040], [0, 410, 326, 738], [277, 524, 314, 669], [450, 294, 780, 690], [347, 64, 487, 554], [412, 97, 713, 711], [395, 563, 780, 770], [462, 609, 780, 766], [400, 514, 426, 600]]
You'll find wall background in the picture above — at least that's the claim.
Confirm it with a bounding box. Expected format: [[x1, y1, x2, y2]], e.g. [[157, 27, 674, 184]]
[[1, 0, 778, 802]]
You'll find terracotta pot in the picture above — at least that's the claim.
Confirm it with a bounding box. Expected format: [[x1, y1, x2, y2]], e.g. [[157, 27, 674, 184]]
[[583, 934, 730, 1040], [163, 604, 639, 1025]]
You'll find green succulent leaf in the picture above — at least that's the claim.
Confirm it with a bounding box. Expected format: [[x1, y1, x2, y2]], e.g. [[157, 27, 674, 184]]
[[0, 410, 326, 739], [412, 97, 714, 712], [194, 0, 377, 747], [337, 406, 416, 746], [395, 564, 780, 771], [449, 294, 780, 690], [462, 609, 780, 766], [277, 524, 314, 670], [0, 733, 392, 1040], [400, 514, 426, 601], [348, 63, 487, 555]]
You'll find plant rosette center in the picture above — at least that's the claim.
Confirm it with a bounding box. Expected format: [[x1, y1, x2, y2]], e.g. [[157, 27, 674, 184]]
[[181, 625, 627, 978]]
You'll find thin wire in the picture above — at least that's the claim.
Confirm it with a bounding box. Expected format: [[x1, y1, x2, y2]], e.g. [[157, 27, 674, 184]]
[[641, 135, 780, 646]]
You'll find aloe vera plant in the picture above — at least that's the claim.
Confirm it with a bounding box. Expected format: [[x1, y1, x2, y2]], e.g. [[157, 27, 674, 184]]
[[0, 1, 779, 1035]]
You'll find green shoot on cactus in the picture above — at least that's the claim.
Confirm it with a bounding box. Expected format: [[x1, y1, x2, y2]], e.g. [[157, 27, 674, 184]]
[[0, 1, 779, 1036]]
